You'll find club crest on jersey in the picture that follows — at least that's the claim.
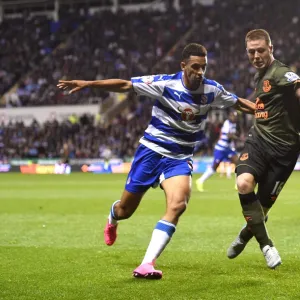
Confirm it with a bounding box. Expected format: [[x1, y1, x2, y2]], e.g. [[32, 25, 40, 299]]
[[178, 106, 200, 122], [263, 80, 272, 92], [200, 94, 208, 104], [141, 75, 154, 84], [284, 72, 299, 82]]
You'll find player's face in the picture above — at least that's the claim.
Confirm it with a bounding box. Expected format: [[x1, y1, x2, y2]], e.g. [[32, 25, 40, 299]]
[[246, 39, 273, 71], [181, 56, 207, 90]]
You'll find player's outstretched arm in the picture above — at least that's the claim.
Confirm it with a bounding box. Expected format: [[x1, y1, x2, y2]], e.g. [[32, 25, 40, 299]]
[[57, 79, 133, 94], [233, 97, 256, 114]]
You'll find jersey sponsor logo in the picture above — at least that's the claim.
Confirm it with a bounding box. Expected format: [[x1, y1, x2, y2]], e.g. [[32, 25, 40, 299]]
[[141, 75, 154, 84], [255, 97, 268, 119], [240, 153, 248, 161], [178, 106, 200, 122], [263, 80, 272, 92], [284, 72, 300, 82], [255, 97, 265, 110], [255, 111, 268, 119]]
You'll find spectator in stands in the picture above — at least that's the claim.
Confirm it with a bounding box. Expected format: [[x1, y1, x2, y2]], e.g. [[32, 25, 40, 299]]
[[1, 0, 299, 161]]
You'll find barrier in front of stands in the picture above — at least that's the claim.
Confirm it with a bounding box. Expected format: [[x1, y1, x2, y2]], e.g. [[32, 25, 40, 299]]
[[0, 105, 99, 125], [2, 157, 300, 174]]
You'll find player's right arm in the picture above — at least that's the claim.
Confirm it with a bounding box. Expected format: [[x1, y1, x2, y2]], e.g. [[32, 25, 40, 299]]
[[58, 74, 168, 99], [57, 79, 133, 94]]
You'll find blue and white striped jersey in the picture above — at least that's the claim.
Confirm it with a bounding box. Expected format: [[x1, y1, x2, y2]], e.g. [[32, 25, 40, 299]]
[[214, 120, 237, 152], [131, 71, 238, 159]]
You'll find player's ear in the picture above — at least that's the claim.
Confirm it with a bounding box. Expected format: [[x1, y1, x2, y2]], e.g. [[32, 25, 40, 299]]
[[269, 44, 273, 54], [180, 61, 186, 71]]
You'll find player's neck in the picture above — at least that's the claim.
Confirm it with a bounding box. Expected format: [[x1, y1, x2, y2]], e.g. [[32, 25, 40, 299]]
[[183, 77, 192, 90], [182, 73, 201, 91], [258, 57, 275, 76]]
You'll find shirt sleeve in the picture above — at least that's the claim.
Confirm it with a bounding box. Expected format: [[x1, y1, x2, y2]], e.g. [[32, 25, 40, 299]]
[[131, 74, 168, 99], [275, 67, 300, 87], [211, 83, 238, 108]]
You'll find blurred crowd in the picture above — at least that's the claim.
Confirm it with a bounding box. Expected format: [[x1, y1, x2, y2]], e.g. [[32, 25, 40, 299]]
[[1, 0, 299, 107], [1, 0, 299, 160], [0, 97, 150, 161], [2, 7, 193, 107], [159, 0, 300, 97], [0, 13, 87, 100], [0, 97, 248, 161]]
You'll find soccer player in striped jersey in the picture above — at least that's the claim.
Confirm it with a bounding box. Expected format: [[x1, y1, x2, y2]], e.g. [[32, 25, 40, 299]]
[[196, 110, 239, 192], [57, 43, 255, 279]]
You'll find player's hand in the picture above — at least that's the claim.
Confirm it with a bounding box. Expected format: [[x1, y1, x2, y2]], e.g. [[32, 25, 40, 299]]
[[57, 80, 88, 94]]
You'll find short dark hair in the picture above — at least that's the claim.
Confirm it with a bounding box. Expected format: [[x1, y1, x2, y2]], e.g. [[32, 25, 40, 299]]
[[182, 43, 207, 61], [245, 29, 272, 46]]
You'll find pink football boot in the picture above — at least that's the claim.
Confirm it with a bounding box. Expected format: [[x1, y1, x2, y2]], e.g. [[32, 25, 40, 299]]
[[104, 220, 118, 246], [133, 263, 162, 279]]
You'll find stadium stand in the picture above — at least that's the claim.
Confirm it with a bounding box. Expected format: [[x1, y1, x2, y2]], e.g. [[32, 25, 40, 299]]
[[0, 14, 83, 98], [1, 6, 194, 107], [157, 0, 300, 98], [0, 97, 151, 160], [0, 0, 299, 160]]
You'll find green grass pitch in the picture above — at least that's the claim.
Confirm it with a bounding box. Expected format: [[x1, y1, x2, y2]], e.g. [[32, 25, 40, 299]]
[[1, 172, 300, 300]]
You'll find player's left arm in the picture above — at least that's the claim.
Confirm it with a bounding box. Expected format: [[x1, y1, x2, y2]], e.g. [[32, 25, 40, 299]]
[[58, 79, 133, 94], [233, 97, 255, 114], [211, 82, 255, 114], [276, 68, 300, 100]]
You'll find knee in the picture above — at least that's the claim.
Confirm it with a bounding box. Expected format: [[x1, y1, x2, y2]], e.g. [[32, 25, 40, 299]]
[[168, 200, 188, 217], [236, 174, 255, 194]]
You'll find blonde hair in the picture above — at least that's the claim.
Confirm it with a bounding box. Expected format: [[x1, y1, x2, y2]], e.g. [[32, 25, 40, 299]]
[[245, 29, 272, 46]]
